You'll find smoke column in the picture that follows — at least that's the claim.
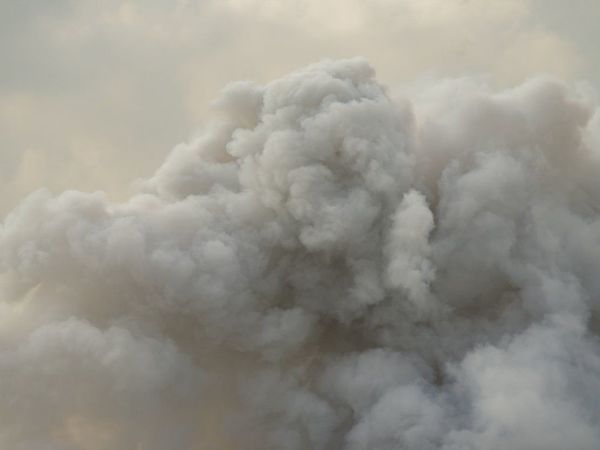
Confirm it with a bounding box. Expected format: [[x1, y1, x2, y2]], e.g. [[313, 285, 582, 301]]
[[1, 58, 600, 449]]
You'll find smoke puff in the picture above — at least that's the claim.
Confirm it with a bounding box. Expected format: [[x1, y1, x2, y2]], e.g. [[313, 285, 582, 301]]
[[1, 58, 600, 449]]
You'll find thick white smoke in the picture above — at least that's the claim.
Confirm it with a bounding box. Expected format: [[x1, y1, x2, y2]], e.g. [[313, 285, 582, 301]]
[[1, 58, 600, 449]]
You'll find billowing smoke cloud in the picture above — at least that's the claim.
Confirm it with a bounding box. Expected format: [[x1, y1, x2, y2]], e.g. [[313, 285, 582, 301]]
[[1, 58, 600, 449]]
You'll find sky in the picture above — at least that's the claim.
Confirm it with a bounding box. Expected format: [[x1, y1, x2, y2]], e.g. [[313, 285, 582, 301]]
[[3, 2, 600, 449], [1, 0, 599, 216]]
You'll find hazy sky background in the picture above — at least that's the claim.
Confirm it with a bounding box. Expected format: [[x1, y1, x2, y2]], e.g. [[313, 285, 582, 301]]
[[3, 3, 600, 449], [1, 0, 599, 216]]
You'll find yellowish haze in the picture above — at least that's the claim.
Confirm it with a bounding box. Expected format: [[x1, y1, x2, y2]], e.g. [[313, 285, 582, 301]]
[[1, 0, 597, 216], [2, 3, 600, 449]]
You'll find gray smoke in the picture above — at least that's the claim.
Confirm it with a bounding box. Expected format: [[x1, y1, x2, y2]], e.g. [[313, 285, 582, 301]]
[[1, 58, 600, 449]]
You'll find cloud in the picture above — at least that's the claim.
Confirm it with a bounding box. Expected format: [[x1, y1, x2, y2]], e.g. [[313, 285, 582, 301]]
[[0, 0, 591, 217], [1, 57, 600, 449]]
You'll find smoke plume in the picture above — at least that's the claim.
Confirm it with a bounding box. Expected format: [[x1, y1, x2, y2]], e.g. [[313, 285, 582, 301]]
[[1, 58, 600, 449]]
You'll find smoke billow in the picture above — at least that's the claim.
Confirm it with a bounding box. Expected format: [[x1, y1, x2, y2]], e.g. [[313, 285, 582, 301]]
[[1, 58, 600, 449]]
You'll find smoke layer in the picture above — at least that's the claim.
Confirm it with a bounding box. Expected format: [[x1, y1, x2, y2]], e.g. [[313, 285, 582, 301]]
[[2, 59, 600, 449]]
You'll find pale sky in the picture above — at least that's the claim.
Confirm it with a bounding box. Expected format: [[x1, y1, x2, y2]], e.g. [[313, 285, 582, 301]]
[[3, 3, 600, 449], [1, 0, 599, 216]]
